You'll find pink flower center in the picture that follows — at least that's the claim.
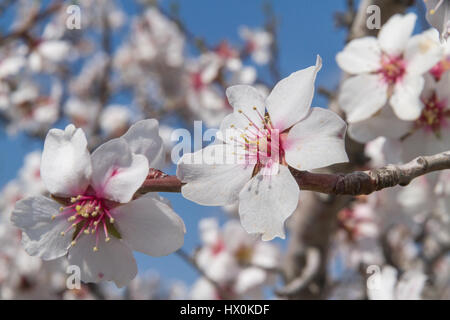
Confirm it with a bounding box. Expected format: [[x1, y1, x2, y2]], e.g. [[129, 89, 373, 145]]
[[190, 72, 204, 92], [215, 41, 236, 60], [230, 107, 286, 172], [378, 54, 406, 85], [430, 58, 450, 81], [53, 194, 119, 252], [416, 92, 448, 135]]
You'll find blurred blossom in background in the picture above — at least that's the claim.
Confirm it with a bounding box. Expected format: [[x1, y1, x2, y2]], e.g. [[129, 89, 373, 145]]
[[0, 0, 449, 300]]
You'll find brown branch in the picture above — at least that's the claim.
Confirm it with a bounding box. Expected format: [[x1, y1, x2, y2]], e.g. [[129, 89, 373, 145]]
[[137, 151, 450, 196]]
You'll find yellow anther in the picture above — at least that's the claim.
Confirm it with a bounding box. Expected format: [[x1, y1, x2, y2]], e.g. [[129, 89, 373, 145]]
[[105, 237, 111, 242], [71, 240, 76, 246], [75, 205, 82, 211], [59, 207, 64, 212], [70, 197, 77, 203], [95, 206, 100, 211], [84, 229, 90, 234], [253, 106, 257, 110], [60, 232, 65, 236], [430, 9, 436, 14], [72, 223, 77, 227], [51, 215, 56, 220], [91, 211, 98, 217], [91, 229, 96, 234], [68, 216, 76, 222], [93, 246, 99, 252], [110, 218, 115, 224]]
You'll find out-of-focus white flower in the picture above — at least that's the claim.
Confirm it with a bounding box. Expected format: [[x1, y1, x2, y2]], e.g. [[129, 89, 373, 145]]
[[364, 137, 403, 167], [190, 218, 279, 299], [178, 56, 348, 240], [28, 39, 71, 72], [430, 39, 450, 80], [337, 13, 443, 122], [99, 105, 132, 137], [64, 97, 100, 134], [5, 81, 61, 135], [185, 53, 229, 127], [367, 265, 427, 300], [11, 120, 185, 287], [401, 72, 450, 162], [239, 27, 272, 65]]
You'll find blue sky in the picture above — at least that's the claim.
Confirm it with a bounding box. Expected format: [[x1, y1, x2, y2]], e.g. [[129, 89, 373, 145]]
[[0, 0, 428, 290]]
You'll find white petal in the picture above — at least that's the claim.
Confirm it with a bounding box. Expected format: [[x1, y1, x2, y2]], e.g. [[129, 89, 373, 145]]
[[378, 13, 417, 56], [238, 166, 299, 241], [348, 106, 412, 143], [404, 28, 444, 75], [395, 270, 426, 300], [38, 41, 70, 62], [177, 144, 254, 206], [41, 124, 92, 197], [266, 55, 322, 130], [91, 138, 149, 203], [204, 252, 240, 283], [121, 119, 165, 170], [11, 196, 71, 260], [222, 219, 256, 252], [198, 218, 221, 246], [338, 74, 388, 123], [285, 108, 348, 171], [390, 75, 424, 120], [225, 85, 266, 128], [367, 265, 397, 300], [336, 37, 381, 74], [234, 267, 266, 296], [67, 233, 137, 288], [113, 194, 185, 256]]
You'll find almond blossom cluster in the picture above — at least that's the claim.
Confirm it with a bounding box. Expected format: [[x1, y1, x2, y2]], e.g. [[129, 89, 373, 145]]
[[0, 0, 449, 301]]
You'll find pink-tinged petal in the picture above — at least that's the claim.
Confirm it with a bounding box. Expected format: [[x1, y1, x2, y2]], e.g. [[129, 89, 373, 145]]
[[121, 119, 165, 170], [11, 196, 71, 260], [378, 13, 417, 56], [266, 55, 322, 131], [67, 233, 137, 288], [348, 106, 412, 143], [41, 124, 92, 197], [338, 74, 388, 123], [390, 75, 425, 121], [177, 144, 254, 206], [91, 138, 149, 203], [225, 85, 266, 128], [113, 194, 185, 257], [238, 166, 299, 241], [336, 37, 382, 74], [404, 28, 444, 75], [285, 107, 348, 171]]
